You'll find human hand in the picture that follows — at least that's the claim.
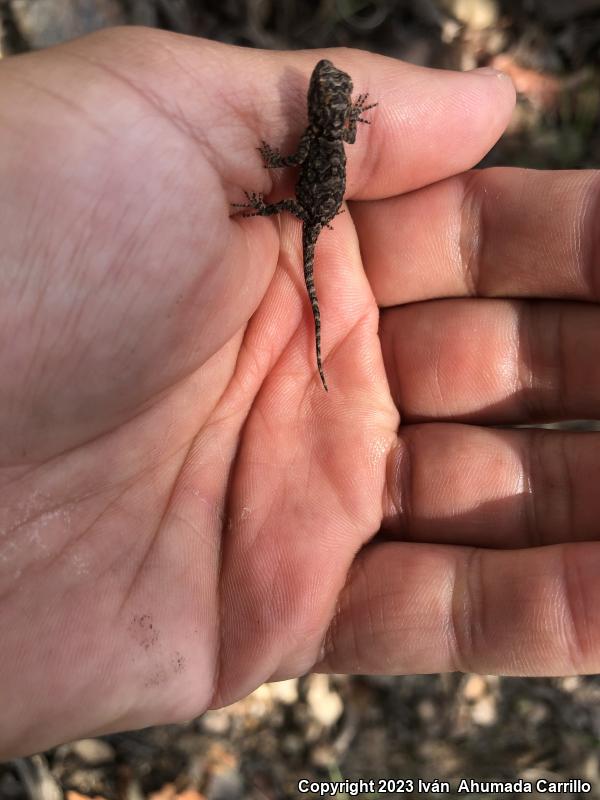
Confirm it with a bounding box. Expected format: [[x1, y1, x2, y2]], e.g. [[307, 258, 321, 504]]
[[2, 26, 593, 759]]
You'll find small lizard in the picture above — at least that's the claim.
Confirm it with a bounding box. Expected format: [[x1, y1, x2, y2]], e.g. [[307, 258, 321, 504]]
[[233, 59, 376, 391]]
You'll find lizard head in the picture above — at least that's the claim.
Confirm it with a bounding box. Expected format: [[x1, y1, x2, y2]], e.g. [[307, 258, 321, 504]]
[[308, 59, 354, 140]]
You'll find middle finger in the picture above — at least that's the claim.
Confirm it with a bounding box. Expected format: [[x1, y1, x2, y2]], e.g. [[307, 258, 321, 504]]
[[380, 296, 600, 424], [354, 167, 600, 307]]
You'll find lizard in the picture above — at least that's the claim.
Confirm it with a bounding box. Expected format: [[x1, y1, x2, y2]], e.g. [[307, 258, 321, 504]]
[[233, 59, 377, 391]]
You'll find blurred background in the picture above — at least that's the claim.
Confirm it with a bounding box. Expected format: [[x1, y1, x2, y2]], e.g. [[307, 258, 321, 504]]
[[2, 0, 600, 166], [1, 1, 600, 798]]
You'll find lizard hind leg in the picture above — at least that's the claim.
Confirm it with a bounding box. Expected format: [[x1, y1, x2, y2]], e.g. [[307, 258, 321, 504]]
[[231, 191, 267, 217], [233, 192, 307, 221]]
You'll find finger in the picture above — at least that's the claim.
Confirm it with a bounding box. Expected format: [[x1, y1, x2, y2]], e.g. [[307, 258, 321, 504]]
[[77, 29, 513, 201], [239, 57, 515, 200], [318, 538, 600, 676], [230, 56, 515, 200], [384, 423, 600, 549], [354, 168, 600, 305], [381, 297, 600, 424]]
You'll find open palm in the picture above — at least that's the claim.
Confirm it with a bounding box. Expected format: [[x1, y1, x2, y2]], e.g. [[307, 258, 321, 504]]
[[3, 27, 599, 759]]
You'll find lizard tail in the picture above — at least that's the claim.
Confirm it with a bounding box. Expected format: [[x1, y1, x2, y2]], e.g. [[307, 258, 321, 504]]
[[302, 224, 328, 391]]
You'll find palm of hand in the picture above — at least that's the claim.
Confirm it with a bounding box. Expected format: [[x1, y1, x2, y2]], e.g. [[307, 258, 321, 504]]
[[0, 28, 398, 754]]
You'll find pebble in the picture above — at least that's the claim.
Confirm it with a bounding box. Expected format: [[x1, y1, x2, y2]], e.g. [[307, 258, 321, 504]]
[[68, 738, 116, 766], [306, 675, 343, 728]]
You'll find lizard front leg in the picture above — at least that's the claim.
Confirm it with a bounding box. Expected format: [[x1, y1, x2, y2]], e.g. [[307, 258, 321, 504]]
[[344, 93, 377, 144]]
